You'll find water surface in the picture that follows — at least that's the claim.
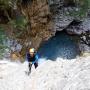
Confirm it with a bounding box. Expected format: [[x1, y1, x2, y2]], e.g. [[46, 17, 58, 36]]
[[38, 31, 80, 60]]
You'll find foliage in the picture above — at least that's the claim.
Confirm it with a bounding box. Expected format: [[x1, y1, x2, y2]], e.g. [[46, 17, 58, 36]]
[[0, 0, 20, 9], [9, 16, 28, 30], [0, 0, 12, 9], [0, 0, 28, 37], [0, 26, 7, 58], [0, 0, 28, 58], [8, 16, 28, 38], [65, 0, 90, 19], [0, 26, 5, 44]]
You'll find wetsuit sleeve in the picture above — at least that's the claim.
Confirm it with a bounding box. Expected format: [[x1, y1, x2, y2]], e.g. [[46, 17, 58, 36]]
[[32, 54, 39, 64], [35, 54, 39, 61]]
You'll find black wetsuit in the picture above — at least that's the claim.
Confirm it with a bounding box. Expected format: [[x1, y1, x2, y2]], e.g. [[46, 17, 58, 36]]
[[26, 53, 38, 71]]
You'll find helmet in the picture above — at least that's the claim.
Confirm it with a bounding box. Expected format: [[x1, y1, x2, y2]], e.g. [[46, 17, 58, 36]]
[[29, 48, 35, 53]]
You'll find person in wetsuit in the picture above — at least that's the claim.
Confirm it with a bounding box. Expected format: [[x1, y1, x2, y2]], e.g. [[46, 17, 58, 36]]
[[26, 48, 39, 74]]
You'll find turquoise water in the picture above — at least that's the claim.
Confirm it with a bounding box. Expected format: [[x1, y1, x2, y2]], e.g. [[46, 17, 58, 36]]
[[38, 31, 80, 60]]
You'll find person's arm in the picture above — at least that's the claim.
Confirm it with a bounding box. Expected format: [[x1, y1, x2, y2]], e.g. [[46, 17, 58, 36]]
[[32, 54, 39, 64], [35, 54, 39, 61]]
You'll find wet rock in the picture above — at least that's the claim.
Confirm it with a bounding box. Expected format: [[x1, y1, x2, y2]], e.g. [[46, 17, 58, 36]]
[[2, 0, 90, 59], [6, 39, 22, 52], [53, 14, 73, 31], [49, 0, 90, 53], [21, 0, 54, 49], [66, 18, 90, 35], [79, 43, 90, 53]]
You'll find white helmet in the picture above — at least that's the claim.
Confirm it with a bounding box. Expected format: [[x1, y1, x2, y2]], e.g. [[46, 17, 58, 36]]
[[29, 48, 35, 53]]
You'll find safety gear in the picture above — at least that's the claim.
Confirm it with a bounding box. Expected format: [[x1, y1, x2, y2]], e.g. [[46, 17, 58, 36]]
[[29, 48, 35, 53], [26, 51, 39, 75], [26, 53, 39, 63]]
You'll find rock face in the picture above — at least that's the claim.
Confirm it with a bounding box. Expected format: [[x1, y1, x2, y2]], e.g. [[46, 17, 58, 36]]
[[1, 0, 90, 59], [0, 55, 90, 90], [29, 56, 90, 90], [15, 0, 54, 57], [53, 14, 73, 31], [20, 0, 54, 48], [49, 0, 90, 53], [49, 0, 90, 33], [3, 0, 54, 59]]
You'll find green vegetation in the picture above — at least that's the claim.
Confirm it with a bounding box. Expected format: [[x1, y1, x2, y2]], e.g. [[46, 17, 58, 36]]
[[66, 0, 90, 19], [9, 16, 28, 30], [0, 0, 12, 8], [0, 0, 90, 58], [8, 16, 28, 38], [0, 0, 28, 58], [0, 26, 7, 58], [0, 0, 19, 9]]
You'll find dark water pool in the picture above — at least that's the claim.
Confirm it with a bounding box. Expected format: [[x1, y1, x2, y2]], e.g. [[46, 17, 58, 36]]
[[38, 31, 80, 60]]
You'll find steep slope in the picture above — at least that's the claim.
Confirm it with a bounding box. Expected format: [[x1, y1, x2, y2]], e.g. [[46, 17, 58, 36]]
[[0, 55, 90, 90]]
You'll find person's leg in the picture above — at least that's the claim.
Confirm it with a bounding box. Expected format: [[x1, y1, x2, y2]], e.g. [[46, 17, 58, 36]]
[[34, 62, 38, 69], [28, 62, 32, 73]]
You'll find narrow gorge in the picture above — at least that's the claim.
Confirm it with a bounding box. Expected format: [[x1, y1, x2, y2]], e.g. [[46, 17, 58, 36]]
[[0, 0, 90, 60]]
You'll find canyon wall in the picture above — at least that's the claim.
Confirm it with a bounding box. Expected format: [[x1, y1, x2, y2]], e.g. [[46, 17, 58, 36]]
[[0, 0, 90, 60]]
